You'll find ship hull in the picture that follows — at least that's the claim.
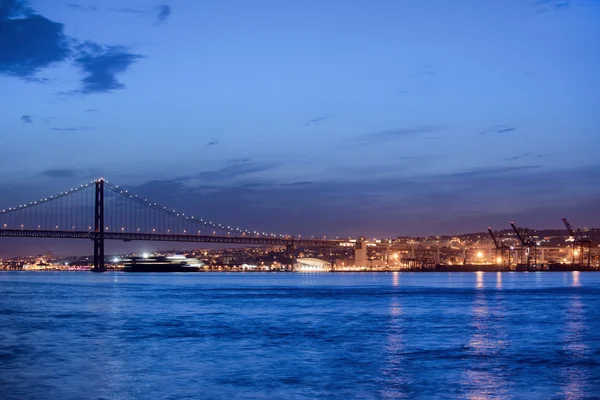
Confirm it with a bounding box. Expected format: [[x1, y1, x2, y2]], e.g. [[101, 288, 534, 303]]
[[123, 263, 202, 272]]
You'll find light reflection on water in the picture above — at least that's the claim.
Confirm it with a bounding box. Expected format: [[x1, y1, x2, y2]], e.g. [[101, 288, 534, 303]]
[[476, 271, 484, 289], [572, 271, 581, 287], [463, 274, 510, 399], [0, 272, 599, 399], [561, 292, 588, 400], [496, 271, 503, 289], [380, 295, 407, 399], [392, 271, 399, 287]]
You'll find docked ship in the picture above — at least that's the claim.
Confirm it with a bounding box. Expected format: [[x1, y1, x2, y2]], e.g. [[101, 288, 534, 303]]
[[123, 255, 204, 272]]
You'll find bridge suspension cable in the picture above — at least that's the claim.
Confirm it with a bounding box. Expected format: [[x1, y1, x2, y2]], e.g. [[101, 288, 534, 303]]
[[0, 178, 288, 239]]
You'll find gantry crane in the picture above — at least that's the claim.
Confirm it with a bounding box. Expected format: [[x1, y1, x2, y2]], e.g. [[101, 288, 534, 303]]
[[488, 227, 511, 268], [510, 222, 538, 270], [561, 217, 591, 269]]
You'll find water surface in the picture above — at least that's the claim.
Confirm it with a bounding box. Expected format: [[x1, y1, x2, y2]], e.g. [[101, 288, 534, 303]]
[[1, 272, 599, 399]]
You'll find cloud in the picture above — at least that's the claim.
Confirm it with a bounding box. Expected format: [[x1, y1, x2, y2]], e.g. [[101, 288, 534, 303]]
[[360, 126, 445, 142], [20, 115, 33, 123], [50, 126, 93, 132], [478, 125, 516, 135], [84, 108, 98, 112], [503, 152, 533, 161], [0, 0, 32, 18], [65, 3, 98, 12], [72, 41, 142, 93], [194, 161, 280, 182], [109, 7, 145, 14], [228, 157, 251, 163], [39, 169, 77, 178], [22, 76, 50, 83], [156, 5, 171, 22], [282, 181, 312, 186], [2, 2, 142, 94], [67, 3, 172, 22], [206, 139, 219, 146], [0, 1, 71, 79], [534, 0, 572, 12], [304, 116, 329, 125], [122, 164, 600, 238]]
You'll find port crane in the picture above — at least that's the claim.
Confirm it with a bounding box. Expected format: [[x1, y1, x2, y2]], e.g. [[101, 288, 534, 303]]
[[510, 222, 537, 270], [488, 227, 511, 268], [561, 217, 591, 269]]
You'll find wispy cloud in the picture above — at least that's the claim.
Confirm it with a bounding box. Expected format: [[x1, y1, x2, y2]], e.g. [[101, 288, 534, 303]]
[[206, 139, 219, 146], [229, 157, 251, 163], [195, 161, 280, 182], [67, 3, 172, 23], [504, 152, 533, 161], [84, 108, 98, 112], [282, 181, 312, 186], [39, 169, 77, 178], [478, 125, 516, 135], [20, 115, 33, 124], [534, 0, 572, 12], [359, 126, 445, 142], [50, 126, 93, 132], [65, 3, 98, 12], [22, 76, 50, 84], [304, 115, 329, 125], [156, 5, 171, 22]]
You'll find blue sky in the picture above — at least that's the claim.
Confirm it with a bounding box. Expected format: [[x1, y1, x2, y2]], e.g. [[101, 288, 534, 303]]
[[1, 0, 599, 246]]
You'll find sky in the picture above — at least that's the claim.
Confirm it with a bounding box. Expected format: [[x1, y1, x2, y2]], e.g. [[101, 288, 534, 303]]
[[1, 0, 600, 256]]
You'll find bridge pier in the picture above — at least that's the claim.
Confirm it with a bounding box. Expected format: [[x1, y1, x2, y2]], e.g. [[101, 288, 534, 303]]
[[286, 238, 296, 270], [92, 179, 105, 272]]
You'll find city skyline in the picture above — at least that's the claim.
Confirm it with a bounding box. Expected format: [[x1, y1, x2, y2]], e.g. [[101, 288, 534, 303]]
[[2, 0, 600, 251]]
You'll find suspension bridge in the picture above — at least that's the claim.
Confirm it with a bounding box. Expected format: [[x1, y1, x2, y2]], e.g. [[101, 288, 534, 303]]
[[0, 178, 341, 271]]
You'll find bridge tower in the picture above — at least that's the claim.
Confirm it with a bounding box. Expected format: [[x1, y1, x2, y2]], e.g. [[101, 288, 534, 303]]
[[92, 179, 105, 272]]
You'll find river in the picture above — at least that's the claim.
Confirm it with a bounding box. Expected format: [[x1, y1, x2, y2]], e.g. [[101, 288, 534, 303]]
[[1, 271, 599, 399]]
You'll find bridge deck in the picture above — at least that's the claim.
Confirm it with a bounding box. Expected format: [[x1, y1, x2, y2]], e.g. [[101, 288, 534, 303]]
[[0, 229, 340, 247]]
